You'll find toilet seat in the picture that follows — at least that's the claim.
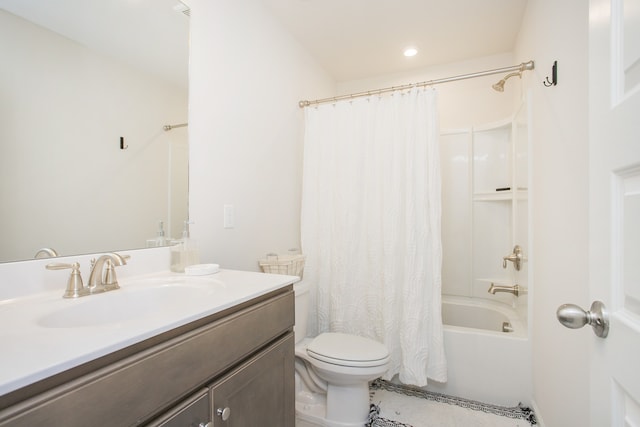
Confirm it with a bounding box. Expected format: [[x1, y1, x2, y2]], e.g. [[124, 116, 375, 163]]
[[306, 332, 389, 368]]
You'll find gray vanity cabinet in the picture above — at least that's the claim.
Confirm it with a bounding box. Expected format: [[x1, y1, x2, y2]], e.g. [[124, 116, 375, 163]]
[[0, 287, 295, 427], [210, 334, 294, 426], [151, 389, 210, 427], [151, 334, 295, 427]]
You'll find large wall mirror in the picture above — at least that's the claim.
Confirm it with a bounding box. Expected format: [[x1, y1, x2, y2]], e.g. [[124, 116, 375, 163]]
[[0, 0, 190, 263]]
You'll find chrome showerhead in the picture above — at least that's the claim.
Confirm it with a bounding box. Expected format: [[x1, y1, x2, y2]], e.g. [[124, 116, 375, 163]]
[[492, 71, 522, 92]]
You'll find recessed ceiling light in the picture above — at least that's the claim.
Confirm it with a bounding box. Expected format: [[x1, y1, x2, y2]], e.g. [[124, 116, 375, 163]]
[[403, 47, 418, 57]]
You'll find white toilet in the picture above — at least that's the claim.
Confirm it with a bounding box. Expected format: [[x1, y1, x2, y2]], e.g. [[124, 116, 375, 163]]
[[294, 281, 390, 427]]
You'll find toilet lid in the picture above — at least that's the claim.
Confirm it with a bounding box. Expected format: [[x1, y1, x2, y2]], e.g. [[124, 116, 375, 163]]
[[306, 332, 389, 367]]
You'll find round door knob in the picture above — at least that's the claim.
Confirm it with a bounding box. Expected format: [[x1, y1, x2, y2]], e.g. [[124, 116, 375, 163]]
[[556, 300, 609, 338], [217, 407, 231, 421], [556, 304, 590, 329]]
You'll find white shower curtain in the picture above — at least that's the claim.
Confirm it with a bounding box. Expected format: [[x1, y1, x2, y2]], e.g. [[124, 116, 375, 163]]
[[300, 88, 447, 386]]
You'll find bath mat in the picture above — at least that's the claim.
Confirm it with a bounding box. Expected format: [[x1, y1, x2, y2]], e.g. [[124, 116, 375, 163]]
[[367, 379, 537, 427], [366, 403, 412, 427]]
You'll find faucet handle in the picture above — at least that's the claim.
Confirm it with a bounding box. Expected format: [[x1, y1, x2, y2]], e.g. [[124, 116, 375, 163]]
[[46, 262, 88, 298], [103, 253, 129, 290], [103, 259, 120, 290], [502, 245, 523, 271]]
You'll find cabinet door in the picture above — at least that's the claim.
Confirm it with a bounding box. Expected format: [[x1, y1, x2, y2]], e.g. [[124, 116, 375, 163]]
[[148, 389, 210, 427], [210, 334, 294, 427]]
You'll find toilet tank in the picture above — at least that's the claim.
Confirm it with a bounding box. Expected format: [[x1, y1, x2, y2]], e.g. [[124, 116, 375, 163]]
[[294, 280, 310, 344]]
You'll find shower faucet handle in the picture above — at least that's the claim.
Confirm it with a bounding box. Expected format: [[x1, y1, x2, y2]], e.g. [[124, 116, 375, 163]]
[[502, 245, 523, 271]]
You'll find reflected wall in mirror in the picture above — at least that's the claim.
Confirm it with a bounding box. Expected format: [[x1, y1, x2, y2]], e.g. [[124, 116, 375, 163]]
[[0, 0, 189, 263]]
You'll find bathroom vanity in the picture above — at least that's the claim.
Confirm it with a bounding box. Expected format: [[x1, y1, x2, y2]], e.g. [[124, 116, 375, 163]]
[[0, 267, 296, 426]]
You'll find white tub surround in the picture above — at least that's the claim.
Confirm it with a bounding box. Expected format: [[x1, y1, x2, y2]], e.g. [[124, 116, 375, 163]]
[[435, 104, 531, 407], [0, 252, 298, 397], [440, 103, 530, 313]]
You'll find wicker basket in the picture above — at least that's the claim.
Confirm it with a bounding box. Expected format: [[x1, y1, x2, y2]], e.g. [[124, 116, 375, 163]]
[[258, 253, 305, 277]]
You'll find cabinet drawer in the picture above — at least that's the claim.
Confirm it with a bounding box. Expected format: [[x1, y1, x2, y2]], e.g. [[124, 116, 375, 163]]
[[0, 289, 294, 427]]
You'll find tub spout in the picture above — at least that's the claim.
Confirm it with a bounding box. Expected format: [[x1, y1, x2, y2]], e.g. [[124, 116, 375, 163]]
[[488, 283, 525, 297]]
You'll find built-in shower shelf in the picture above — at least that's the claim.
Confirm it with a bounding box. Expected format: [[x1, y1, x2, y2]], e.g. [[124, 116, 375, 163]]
[[472, 190, 528, 202], [473, 192, 512, 201]]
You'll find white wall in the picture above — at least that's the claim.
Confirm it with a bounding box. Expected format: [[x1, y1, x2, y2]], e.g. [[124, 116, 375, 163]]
[[515, 1, 590, 426], [187, 0, 335, 271], [0, 10, 188, 261]]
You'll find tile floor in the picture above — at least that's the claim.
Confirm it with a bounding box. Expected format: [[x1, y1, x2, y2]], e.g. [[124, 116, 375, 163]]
[[368, 380, 536, 427]]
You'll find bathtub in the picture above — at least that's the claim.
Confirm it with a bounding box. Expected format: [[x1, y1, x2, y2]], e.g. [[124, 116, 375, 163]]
[[442, 296, 526, 335], [425, 296, 531, 406]]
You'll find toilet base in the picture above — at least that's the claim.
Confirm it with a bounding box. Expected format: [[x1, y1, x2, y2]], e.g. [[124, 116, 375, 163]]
[[295, 386, 371, 427], [294, 335, 388, 427], [326, 382, 370, 425]]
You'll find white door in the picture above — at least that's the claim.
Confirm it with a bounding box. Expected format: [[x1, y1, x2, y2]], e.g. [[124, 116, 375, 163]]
[[588, 0, 640, 425]]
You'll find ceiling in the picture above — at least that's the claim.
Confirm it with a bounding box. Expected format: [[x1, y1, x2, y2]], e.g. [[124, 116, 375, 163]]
[[261, 0, 529, 82], [1, 0, 528, 86], [1, 0, 189, 88]]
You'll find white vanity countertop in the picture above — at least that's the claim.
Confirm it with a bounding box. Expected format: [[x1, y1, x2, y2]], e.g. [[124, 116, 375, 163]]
[[0, 269, 298, 397]]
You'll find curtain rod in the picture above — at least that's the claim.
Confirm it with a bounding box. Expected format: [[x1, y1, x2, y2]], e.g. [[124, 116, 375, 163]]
[[298, 60, 535, 108]]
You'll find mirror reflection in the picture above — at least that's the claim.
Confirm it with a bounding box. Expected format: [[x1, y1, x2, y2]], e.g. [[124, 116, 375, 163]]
[[0, 0, 189, 263]]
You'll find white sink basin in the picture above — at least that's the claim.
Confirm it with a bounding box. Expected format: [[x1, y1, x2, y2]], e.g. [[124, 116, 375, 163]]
[[124, 275, 226, 288], [37, 279, 224, 328], [0, 268, 297, 397]]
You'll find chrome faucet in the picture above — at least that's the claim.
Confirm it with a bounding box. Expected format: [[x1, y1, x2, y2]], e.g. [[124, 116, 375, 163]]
[[87, 253, 129, 293], [488, 283, 525, 297]]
